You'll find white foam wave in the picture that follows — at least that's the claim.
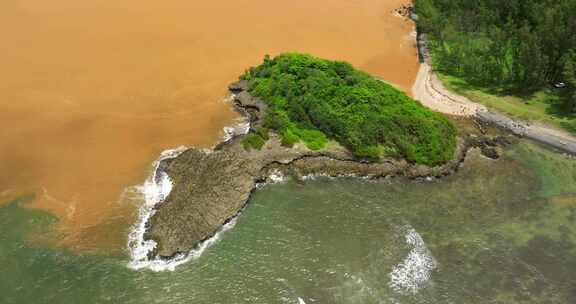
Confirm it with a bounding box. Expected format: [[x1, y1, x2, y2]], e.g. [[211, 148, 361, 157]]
[[301, 172, 371, 181], [302, 173, 328, 181], [127, 146, 187, 271], [222, 119, 250, 143], [222, 93, 250, 142], [389, 227, 437, 295], [129, 209, 241, 272], [268, 169, 286, 183]]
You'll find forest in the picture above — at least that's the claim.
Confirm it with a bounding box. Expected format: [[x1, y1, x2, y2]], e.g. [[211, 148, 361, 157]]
[[241, 53, 457, 166], [414, 0, 576, 112]]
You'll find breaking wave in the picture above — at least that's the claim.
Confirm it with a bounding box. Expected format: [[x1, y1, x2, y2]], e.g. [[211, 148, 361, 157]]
[[268, 169, 287, 183], [389, 226, 437, 295], [126, 146, 187, 271], [223, 119, 250, 143]]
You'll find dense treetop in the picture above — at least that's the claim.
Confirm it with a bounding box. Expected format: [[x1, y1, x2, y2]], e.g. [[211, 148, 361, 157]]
[[241, 53, 457, 166], [414, 0, 576, 111]]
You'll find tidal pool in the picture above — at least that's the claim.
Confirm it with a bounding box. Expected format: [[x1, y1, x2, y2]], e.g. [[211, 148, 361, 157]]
[[1, 142, 575, 304]]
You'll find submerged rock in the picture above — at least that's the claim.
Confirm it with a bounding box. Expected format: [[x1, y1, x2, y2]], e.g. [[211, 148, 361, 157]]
[[480, 147, 500, 159], [466, 135, 514, 160], [228, 80, 250, 93]]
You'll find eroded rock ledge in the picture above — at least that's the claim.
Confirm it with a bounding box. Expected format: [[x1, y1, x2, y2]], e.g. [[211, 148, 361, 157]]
[[143, 82, 510, 259]]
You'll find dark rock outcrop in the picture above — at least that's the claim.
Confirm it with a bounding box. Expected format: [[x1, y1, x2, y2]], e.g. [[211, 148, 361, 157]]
[[228, 80, 268, 129], [466, 135, 513, 159], [228, 80, 250, 93]]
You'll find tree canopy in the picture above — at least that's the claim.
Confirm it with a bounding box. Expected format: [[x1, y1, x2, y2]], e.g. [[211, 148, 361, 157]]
[[241, 53, 457, 166], [415, 0, 576, 111], [564, 50, 576, 112]]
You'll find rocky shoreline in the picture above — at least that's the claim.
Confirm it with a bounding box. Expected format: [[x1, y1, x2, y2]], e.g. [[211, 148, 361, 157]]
[[140, 82, 511, 261]]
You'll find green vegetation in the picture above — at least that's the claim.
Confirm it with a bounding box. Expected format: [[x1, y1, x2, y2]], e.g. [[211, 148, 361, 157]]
[[242, 128, 269, 150], [439, 73, 576, 133], [563, 49, 576, 127], [242, 53, 457, 165], [415, 0, 576, 120]]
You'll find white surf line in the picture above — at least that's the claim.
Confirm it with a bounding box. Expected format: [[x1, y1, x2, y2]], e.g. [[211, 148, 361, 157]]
[[389, 226, 437, 295], [127, 119, 251, 272], [222, 93, 251, 144], [301, 172, 373, 181], [127, 146, 187, 271], [267, 168, 287, 183], [223, 118, 251, 143], [130, 205, 243, 272]]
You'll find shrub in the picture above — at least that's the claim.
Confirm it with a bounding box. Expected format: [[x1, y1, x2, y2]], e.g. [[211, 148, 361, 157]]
[[353, 146, 382, 162], [256, 127, 269, 140], [280, 129, 300, 147], [242, 133, 266, 151], [292, 127, 327, 150]]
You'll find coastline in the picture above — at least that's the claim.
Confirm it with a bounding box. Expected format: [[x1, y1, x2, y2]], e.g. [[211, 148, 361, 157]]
[[412, 24, 576, 156], [128, 82, 512, 269]]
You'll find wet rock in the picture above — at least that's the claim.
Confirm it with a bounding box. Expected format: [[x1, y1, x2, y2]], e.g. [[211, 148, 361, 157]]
[[468, 134, 513, 149], [230, 81, 268, 128], [234, 91, 264, 109], [228, 80, 250, 93], [466, 134, 511, 159], [493, 136, 512, 147]]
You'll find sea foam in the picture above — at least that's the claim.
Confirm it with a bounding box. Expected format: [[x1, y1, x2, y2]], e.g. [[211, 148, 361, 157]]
[[389, 226, 437, 295], [223, 119, 250, 143], [127, 146, 187, 271]]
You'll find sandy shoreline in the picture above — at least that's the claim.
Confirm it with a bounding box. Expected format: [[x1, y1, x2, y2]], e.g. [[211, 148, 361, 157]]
[[412, 63, 484, 117]]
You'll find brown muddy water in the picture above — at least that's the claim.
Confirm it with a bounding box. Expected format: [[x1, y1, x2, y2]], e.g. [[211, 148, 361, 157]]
[[0, 0, 418, 251]]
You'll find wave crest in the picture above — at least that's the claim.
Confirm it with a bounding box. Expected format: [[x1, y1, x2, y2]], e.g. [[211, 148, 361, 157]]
[[389, 226, 437, 295]]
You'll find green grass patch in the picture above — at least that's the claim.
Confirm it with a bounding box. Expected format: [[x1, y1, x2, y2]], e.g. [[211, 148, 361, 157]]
[[438, 73, 576, 135], [279, 128, 299, 148], [291, 127, 327, 150], [242, 132, 266, 151]]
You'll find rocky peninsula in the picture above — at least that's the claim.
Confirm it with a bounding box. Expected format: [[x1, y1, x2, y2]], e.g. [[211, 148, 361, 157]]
[[141, 80, 511, 260]]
